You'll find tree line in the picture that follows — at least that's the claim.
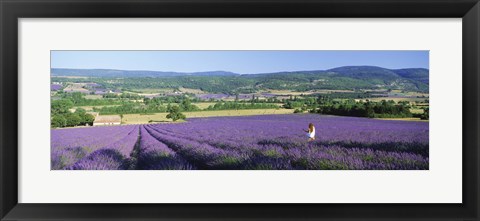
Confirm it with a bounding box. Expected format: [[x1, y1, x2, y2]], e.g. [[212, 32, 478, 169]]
[[94, 97, 200, 115], [282, 95, 429, 119], [312, 100, 413, 118]]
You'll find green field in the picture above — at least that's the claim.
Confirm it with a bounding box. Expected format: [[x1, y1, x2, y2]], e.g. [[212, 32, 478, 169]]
[[409, 108, 426, 114], [84, 95, 103, 99], [121, 109, 295, 124], [192, 102, 217, 109]]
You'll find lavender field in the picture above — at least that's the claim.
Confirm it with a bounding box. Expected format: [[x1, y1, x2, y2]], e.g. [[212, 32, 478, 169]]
[[51, 114, 429, 170]]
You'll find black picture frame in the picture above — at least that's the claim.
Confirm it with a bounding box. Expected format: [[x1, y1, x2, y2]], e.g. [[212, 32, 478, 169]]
[[1, 0, 479, 220]]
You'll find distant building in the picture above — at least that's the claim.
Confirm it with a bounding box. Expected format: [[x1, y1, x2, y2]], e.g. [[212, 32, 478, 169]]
[[93, 115, 121, 126]]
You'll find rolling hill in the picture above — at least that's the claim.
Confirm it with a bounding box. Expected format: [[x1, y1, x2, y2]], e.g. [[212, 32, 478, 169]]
[[51, 68, 238, 77], [51, 66, 429, 93]]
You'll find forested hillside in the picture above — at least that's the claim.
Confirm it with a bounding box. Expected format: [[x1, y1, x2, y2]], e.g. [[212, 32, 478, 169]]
[[51, 66, 429, 93]]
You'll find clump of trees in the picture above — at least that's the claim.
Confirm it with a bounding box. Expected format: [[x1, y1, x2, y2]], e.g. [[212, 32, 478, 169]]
[[312, 100, 413, 118], [413, 107, 429, 120], [281, 94, 419, 119], [166, 105, 186, 122], [102, 93, 142, 100], [420, 107, 429, 120], [51, 99, 94, 128], [293, 108, 306, 113], [178, 98, 200, 111]]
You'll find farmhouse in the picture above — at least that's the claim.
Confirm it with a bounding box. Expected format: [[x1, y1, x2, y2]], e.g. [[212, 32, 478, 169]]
[[93, 115, 121, 126]]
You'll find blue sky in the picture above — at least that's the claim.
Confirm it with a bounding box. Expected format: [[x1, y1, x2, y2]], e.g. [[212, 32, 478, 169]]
[[51, 51, 429, 74]]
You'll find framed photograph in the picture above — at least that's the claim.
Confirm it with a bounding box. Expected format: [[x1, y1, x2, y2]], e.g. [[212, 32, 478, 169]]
[[1, 0, 479, 220]]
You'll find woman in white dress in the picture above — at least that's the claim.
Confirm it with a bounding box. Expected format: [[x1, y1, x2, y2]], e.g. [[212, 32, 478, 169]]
[[304, 123, 315, 142]]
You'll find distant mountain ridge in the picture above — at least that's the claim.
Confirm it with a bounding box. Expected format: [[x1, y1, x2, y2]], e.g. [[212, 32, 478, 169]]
[[51, 66, 428, 80], [392, 68, 429, 84], [51, 66, 429, 92], [51, 68, 238, 77]]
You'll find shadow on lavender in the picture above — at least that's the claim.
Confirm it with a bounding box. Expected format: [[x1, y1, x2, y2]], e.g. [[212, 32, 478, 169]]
[[51, 146, 90, 170], [136, 151, 194, 170], [68, 149, 129, 170]]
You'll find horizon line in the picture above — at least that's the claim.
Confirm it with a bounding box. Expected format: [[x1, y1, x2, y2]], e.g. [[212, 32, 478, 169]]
[[50, 65, 430, 75]]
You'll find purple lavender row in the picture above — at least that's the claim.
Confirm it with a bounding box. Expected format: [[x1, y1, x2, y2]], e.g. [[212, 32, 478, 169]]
[[136, 125, 194, 170], [51, 125, 138, 169], [145, 125, 248, 169], [152, 127, 257, 154], [51, 84, 62, 91], [68, 125, 140, 170], [152, 125, 292, 169], [162, 131, 428, 170], [281, 144, 428, 170], [51, 126, 135, 151], [148, 125, 296, 169]]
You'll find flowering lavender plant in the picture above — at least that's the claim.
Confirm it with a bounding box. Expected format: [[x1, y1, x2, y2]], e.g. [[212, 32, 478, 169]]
[[52, 114, 429, 170]]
